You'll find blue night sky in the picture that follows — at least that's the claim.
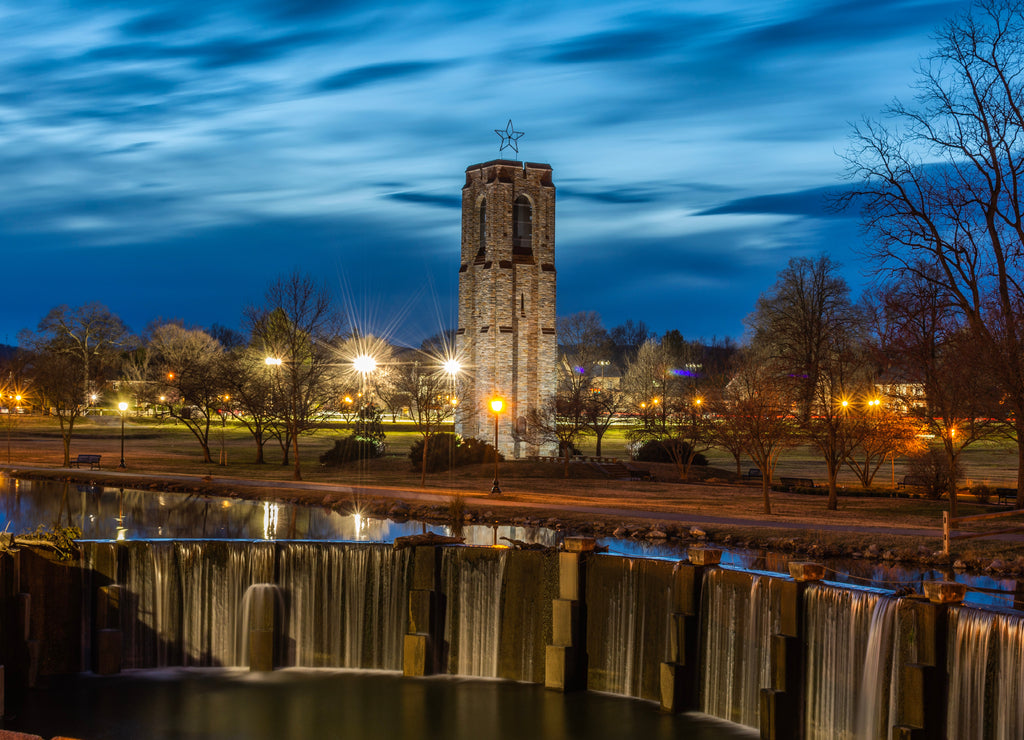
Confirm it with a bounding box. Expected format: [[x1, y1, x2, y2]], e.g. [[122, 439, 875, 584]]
[[0, 0, 969, 347]]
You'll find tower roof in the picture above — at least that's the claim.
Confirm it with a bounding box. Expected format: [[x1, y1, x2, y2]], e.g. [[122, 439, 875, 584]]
[[466, 159, 552, 171]]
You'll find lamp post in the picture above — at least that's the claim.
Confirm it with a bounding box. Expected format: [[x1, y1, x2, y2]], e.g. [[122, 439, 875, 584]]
[[118, 401, 128, 468], [443, 359, 462, 474], [490, 398, 503, 496]]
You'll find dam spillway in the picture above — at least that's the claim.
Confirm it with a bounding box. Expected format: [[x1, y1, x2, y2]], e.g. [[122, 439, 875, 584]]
[[2, 539, 1021, 739]]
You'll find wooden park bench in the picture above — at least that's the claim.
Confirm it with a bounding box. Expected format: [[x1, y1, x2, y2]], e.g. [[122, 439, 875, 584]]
[[779, 476, 815, 490], [996, 488, 1018, 505], [897, 475, 930, 490], [744, 468, 762, 481], [69, 454, 102, 470], [623, 463, 652, 481]]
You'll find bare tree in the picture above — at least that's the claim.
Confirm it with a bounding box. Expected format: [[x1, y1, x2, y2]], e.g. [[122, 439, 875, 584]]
[[748, 255, 867, 509], [390, 357, 459, 485], [581, 385, 623, 457], [24, 303, 130, 402], [523, 395, 593, 476], [25, 349, 87, 465], [719, 350, 801, 515], [844, 404, 924, 489], [247, 273, 343, 481], [221, 347, 281, 464], [609, 319, 653, 364], [873, 270, 999, 515], [622, 338, 713, 480], [841, 0, 1024, 507], [149, 324, 225, 464]]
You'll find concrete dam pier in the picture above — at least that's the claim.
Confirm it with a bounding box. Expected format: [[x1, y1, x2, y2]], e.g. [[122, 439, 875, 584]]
[[1, 539, 1021, 739]]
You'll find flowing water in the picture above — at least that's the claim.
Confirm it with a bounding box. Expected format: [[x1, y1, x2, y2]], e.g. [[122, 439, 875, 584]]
[[441, 547, 508, 678], [699, 568, 782, 728], [84, 540, 410, 670], [803, 584, 897, 740], [947, 607, 1024, 740], [585, 555, 675, 702]]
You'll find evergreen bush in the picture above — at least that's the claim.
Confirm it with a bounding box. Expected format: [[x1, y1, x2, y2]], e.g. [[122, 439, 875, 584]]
[[632, 438, 708, 466], [408, 433, 502, 473], [320, 435, 385, 467]]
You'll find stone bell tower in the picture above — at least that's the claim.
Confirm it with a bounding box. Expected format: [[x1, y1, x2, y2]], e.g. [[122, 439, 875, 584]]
[[455, 159, 557, 457]]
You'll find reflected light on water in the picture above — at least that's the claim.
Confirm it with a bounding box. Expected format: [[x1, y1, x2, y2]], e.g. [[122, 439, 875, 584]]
[[262, 502, 279, 540]]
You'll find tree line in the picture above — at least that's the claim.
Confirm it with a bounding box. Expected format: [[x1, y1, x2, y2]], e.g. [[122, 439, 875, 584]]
[[3, 273, 468, 483]]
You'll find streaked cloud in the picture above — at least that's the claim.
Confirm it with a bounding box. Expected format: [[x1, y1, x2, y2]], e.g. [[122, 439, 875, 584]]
[[0, 0, 971, 345]]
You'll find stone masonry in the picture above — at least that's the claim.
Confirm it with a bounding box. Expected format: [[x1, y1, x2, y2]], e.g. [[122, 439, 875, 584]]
[[455, 159, 557, 457]]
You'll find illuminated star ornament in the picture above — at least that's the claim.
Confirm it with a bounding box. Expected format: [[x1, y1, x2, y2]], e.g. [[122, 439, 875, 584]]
[[494, 119, 524, 156]]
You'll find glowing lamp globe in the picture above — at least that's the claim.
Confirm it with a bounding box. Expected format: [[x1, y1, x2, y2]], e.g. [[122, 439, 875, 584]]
[[353, 354, 377, 374]]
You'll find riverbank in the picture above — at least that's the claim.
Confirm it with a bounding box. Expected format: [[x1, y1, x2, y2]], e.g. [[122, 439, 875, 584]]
[[4, 457, 1024, 581]]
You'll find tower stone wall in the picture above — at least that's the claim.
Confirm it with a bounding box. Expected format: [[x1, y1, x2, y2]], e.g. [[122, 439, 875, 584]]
[[455, 159, 557, 457]]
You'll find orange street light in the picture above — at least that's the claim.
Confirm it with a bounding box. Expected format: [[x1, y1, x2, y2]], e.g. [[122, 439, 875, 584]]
[[490, 398, 504, 496]]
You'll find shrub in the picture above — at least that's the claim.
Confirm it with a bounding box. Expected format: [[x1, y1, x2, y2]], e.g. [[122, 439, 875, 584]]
[[970, 484, 993, 504], [320, 435, 385, 467], [353, 403, 385, 445], [558, 440, 582, 457], [409, 433, 502, 473], [906, 448, 962, 500], [632, 438, 708, 466]]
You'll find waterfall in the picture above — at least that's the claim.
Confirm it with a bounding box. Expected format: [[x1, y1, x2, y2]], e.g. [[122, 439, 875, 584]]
[[277, 542, 410, 669], [240, 583, 283, 667], [852, 595, 898, 740], [699, 568, 780, 728], [599, 558, 639, 697], [176, 541, 275, 667], [121, 541, 181, 668], [803, 585, 896, 740], [441, 547, 507, 677], [112, 541, 276, 668], [585, 555, 674, 702], [90, 540, 408, 670], [948, 607, 1024, 740], [995, 612, 1024, 740]]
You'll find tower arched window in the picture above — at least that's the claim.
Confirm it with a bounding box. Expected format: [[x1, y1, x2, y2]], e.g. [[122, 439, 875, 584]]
[[512, 195, 532, 256], [475, 199, 487, 260]]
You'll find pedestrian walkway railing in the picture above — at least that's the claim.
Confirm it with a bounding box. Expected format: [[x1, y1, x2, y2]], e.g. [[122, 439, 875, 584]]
[[943, 508, 1024, 555]]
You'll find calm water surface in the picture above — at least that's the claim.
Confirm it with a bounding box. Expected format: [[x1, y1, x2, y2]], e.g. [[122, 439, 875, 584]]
[[8, 669, 758, 740]]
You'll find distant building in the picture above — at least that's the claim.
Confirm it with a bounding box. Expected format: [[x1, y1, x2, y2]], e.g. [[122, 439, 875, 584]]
[[874, 370, 927, 413], [455, 160, 557, 457]]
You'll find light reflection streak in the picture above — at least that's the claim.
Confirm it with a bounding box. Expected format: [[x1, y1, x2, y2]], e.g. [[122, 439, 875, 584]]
[[263, 502, 279, 540]]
